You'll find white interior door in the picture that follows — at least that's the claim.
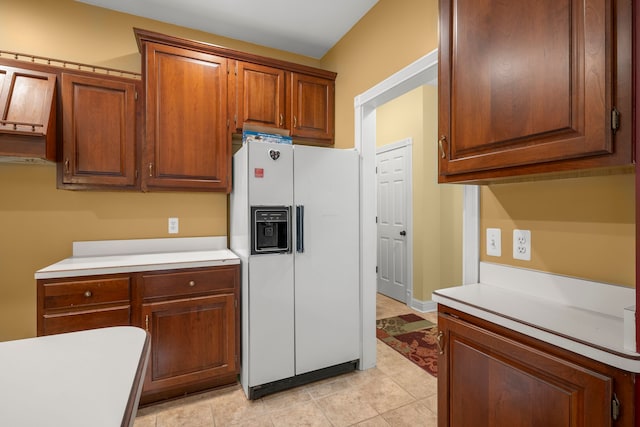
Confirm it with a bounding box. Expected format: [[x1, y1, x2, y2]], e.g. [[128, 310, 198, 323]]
[[293, 145, 360, 375], [376, 142, 410, 303]]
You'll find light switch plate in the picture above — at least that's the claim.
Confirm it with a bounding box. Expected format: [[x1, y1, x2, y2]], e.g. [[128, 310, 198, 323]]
[[486, 228, 501, 257]]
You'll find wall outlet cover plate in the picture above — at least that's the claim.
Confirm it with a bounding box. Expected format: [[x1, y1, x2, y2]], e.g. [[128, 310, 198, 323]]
[[513, 229, 531, 261]]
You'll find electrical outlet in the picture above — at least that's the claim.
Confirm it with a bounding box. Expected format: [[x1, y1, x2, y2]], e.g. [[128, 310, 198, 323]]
[[168, 217, 179, 234], [513, 229, 531, 261], [486, 228, 501, 257]]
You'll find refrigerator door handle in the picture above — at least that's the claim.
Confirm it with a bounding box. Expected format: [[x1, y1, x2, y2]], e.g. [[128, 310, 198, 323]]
[[296, 205, 304, 253]]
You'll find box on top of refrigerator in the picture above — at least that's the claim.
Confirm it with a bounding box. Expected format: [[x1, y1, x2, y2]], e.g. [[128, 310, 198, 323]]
[[242, 124, 292, 145]]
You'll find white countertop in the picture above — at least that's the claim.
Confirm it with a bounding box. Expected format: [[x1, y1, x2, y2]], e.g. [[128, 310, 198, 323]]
[[0, 326, 150, 427], [432, 262, 640, 373], [35, 236, 240, 279]]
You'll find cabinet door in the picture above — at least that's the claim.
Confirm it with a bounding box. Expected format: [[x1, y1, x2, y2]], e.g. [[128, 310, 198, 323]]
[[143, 42, 229, 191], [438, 313, 613, 427], [235, 62, 286, 131], [61, 73, 137, 187], [142, 294, 237, 393], [0, 65, 56, 160], [290, 73, 334, 143], [438, 0, 630, 182]]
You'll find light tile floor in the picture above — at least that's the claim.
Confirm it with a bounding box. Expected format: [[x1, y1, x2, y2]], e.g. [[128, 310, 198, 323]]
[[134, 294, 438, 427]]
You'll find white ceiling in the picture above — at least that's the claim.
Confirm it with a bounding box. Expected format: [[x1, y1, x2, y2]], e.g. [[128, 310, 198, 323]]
[[76, 0, 379, 59]]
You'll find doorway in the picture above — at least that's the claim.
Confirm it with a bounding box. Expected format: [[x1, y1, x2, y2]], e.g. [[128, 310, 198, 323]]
[[376, 139, 412, 303], [355, 50, 480, 371]]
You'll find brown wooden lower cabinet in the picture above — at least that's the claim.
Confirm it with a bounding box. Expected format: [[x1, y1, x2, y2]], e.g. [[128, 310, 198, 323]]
[[139, 291, 238, 404], [135, 265, 240, 404], [438, 306, 636, 427], [36, 264, 240, 405]]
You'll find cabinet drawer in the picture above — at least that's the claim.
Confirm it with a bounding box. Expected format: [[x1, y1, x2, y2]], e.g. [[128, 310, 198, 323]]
[[42, 305, 131, 335], [43, 277, 130, 310], [142, 267, 237, 300]]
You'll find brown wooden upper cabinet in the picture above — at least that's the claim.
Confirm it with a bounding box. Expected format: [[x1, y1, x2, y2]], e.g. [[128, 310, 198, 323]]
[[233, 61, 286, 131], [290, 73, 334, 142], [438, 0, 633, 183], [60, 73, 138, 189], [0, 64, 56, 161], [231, 62, 335, 144], [139, 40, 230, 192], [135, 28, 337, 192]]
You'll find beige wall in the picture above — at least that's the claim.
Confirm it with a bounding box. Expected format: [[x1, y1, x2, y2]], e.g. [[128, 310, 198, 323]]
[[376, 87, 424, 150], [322, 0, 439, 149], [480, 173, 635, 287], [0, 0, 322, 341], [427, 88, 463, 294]]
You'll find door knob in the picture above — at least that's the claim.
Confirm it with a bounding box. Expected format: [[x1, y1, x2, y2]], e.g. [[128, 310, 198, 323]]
[[400, 230, 406, 236]]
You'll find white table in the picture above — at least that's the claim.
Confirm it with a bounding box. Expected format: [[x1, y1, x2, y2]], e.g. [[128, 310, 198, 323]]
[[0, 327, 150, 427]]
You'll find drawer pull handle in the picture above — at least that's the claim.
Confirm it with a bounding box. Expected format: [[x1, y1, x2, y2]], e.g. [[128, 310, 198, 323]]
[[438, 135, 447, 159], [188, 280, 196, 287], [84, 290, 92, 298], [436, 331, 445, 355]]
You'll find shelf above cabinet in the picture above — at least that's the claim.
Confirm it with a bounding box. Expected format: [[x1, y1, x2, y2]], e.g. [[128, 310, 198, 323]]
[[0, 64, 57, 162]]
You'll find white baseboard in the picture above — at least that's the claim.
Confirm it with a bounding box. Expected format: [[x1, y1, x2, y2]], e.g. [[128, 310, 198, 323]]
[[410, 298, 437, 313]]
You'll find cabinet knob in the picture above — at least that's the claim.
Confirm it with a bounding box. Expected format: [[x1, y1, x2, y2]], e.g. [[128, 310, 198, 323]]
[[84, 290, 92, 298], [188, 280, 196, 287]]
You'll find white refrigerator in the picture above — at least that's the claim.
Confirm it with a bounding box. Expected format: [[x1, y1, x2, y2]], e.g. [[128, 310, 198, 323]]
[[230, 141, 360, 399]]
